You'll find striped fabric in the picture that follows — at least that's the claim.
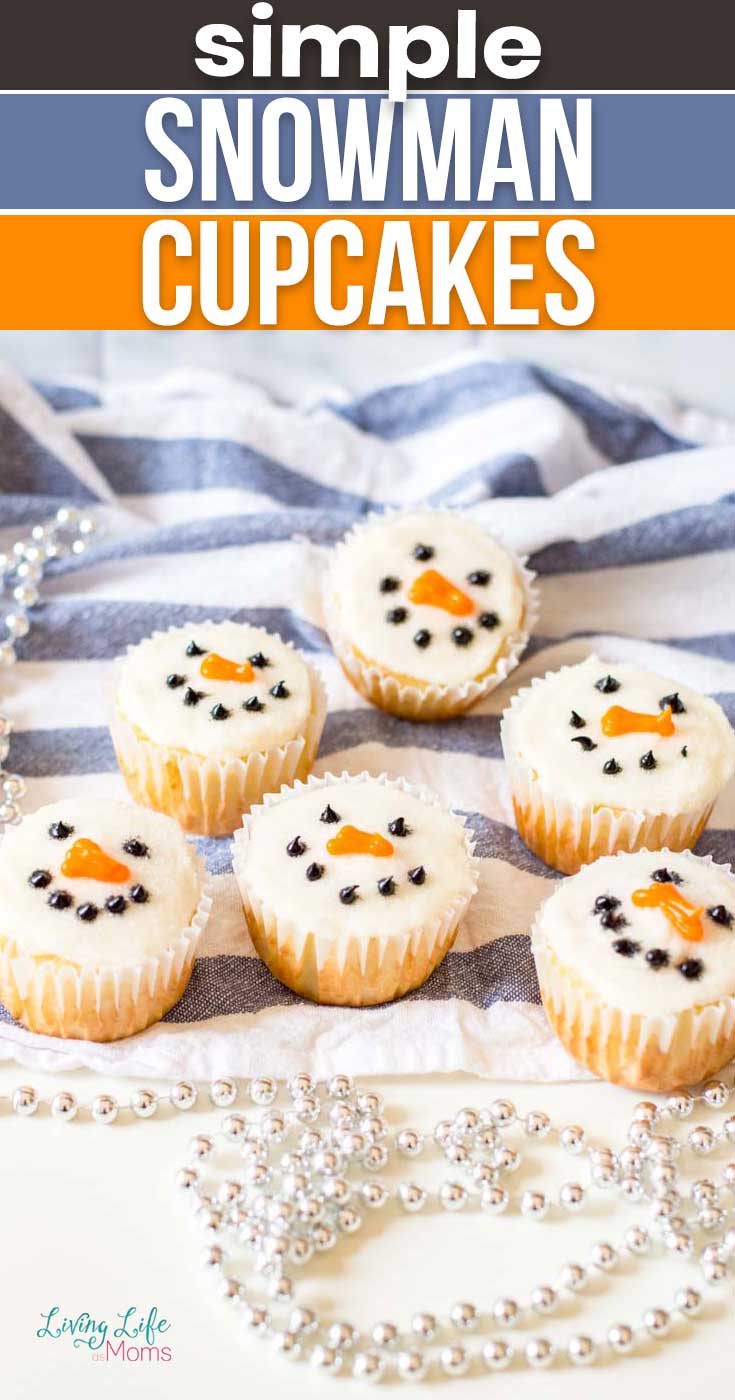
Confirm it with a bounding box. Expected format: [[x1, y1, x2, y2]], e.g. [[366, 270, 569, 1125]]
[[1, 352, 734, 1079]]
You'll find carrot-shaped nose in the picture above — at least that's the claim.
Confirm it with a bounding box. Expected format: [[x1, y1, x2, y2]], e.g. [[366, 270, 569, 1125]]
[[61, 838, 131, 884], [601, 704, 675, 738], [631, 882, 703, 942], [200, 652, 255, 683], [326, 825, 394, 858], [408, 569, 474, 617]]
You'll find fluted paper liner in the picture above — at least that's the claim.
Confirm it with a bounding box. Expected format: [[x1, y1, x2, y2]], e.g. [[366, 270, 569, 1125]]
[[0, 857, 212, 1042], [323, 508, 538, 721], [501, 663, 720, 874], [111, 627, 328, 836], [233, 771, 479, 1006], [532, 848, 735, 1090]]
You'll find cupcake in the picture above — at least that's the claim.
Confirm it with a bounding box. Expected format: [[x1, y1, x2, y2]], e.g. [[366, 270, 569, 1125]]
[[323, 509, 536, 720], [233, 772, 478, 1005], [532, 847, 735, 1090], [501, 656, 735, 874], [111, 620, 327, 836], [0, 798, 210, 1041]]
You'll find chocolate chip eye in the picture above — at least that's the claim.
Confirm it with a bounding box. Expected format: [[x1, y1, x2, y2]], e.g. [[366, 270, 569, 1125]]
[[186, 641, 206, 657], [652, 867, 682, 885], [210, 702, 230, 721], [77, 902, 98, 923], [49, 821, 73, 840], [681, 745, 688, 758], [377, 876, 396, 897], [244, 696, 265, 712], [184, 687, 204, 707], [413, 543, 434, 561], [467, 570, 490, 586], [388, 817, 410, 837], [594, 895, 620, 913], [270, 681, 290, 699], [29, 869, 51, 889], [166, 673, 185, 689], [678, 958, 703, 981], [660, 691, 686, 714], [339, 884, 359, 905], [708, 905, 733, 928], [408, 865, 426, 885], [452, 626, 474, 647], [646, 949, 670, 969], [249, 652, 270, 669], [129, 884, 149, 904], [123, 838, 149, 858], [105, 895, 127, 915], [639, 750, 657, 770], [570, 711, 586, 729], [386, 607, 408, 625], [413, 629, 431, 649], [48, 890, 72, 910], [379, 576, 401, 593], [287, 836, 306, 857], [306, 862, 324, 881], [320, 804, 340, 824], [595, 675, 620, 693], [613, 937, 639, 957], [571, 736, 597, 751], [603, 759, 622, 775], [600, 911, 628, 931], [478, 612, 500, 630]]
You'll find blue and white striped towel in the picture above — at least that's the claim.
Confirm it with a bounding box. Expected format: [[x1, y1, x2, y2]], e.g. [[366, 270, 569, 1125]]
[[1, 351, 734, 1080]]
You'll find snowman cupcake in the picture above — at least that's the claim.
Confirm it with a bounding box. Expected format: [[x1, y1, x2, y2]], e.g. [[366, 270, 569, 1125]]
[[233, 772, 478, 1005], [111, 620, 327, 836], [324, 510, 536, 720], [533, 848, 735, 1090], [0, 798, 210, 1041], [501, 656, 735, 873]]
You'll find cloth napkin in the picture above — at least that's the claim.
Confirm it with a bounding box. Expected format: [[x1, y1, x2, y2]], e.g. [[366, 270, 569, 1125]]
[[0, 351, 733, 1081]]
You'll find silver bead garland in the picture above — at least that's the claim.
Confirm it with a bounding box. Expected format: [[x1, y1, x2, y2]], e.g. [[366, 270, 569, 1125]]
[[0, 505, 98, 833], [2, 506, 735, 1378]]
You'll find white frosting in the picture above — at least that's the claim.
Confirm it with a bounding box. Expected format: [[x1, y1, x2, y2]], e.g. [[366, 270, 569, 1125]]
[[505, 656, 735, 813], [535, 848, 735, 1014], [116, 621, 314, 759], [329, 511, 526, 686], [0, 799, 202, 966], [240, 777, 475, 943]]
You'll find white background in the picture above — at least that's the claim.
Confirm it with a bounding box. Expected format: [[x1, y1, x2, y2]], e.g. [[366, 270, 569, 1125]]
[[1, 330, 733, 1398], [2, 329, 735, 413]]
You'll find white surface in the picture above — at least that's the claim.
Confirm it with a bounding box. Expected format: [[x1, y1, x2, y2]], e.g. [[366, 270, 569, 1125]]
[[2, 1068, 732, 1400]]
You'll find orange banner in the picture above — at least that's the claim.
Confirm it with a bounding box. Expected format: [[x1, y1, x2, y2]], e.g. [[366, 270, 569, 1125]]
[[0, 214, 732, 329]]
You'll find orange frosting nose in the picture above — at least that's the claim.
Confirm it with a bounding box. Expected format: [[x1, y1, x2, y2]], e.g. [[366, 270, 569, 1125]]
[[200, 652, 255, 684], [408, 569, 474, 617], [601, 704, 675, 739], [326, 825, 395, 858], [61, 839, 131, 884], [631, 883, 704, 942]]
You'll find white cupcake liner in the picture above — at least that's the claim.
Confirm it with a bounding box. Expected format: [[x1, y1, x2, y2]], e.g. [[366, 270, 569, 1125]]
[[323, 507, 538, 721], [232, 770, 479, 1006], [501, 664, 719, 874], [0, 856, 212, 1042], [531, 850, 735, 1091], [111, 627, 327, 836]]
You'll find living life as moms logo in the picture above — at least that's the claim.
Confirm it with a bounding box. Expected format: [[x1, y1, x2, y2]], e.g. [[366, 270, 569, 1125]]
[[37, 1305, 172, 1362]]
